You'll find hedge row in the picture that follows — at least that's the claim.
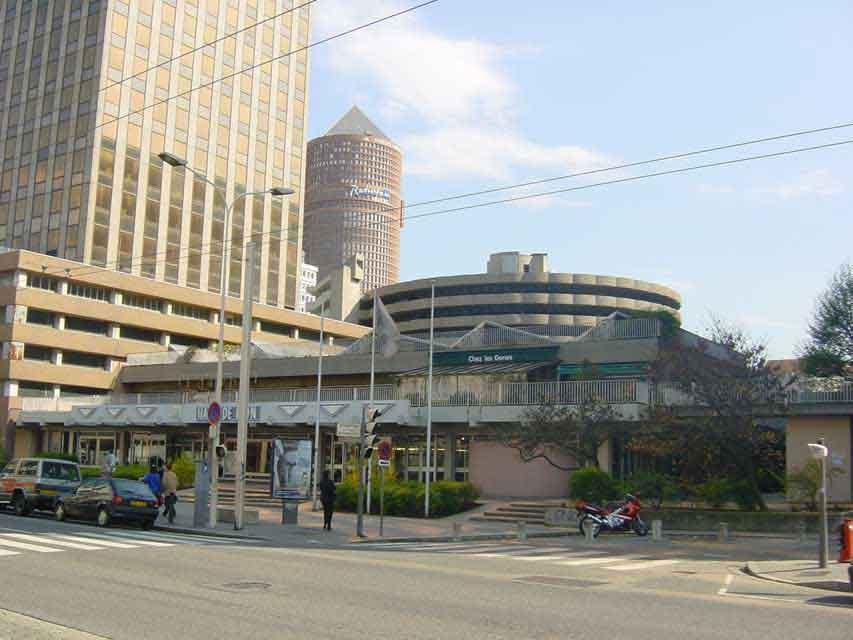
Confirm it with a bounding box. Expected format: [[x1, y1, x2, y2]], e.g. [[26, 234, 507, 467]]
[[336, 478, 479, 518]]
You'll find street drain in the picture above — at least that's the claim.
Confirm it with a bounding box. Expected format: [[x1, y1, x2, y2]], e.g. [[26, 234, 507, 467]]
[[513, 576, 605, 589], [220, 581, 272, 592]]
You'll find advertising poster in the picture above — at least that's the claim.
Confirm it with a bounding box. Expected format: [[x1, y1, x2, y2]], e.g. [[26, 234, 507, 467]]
[[271, 439, 313, 500]]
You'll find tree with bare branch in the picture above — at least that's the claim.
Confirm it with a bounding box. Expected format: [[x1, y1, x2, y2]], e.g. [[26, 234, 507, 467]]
[[499, 396, 624, 471]]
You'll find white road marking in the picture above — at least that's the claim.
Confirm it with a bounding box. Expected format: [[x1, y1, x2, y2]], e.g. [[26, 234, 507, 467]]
[[605, 559, 682, 571], [556, 555, 634, 567], [0, 533, 105, 551], [0, 538, 63, 553], [0, 549, 21, 557], [73, 532, 173, 547], [514, 551, 606, 562], [50, 535, 139, 549]]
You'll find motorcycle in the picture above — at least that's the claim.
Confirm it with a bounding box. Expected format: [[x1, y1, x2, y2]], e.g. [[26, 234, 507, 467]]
[[575, 493, 648, 538]]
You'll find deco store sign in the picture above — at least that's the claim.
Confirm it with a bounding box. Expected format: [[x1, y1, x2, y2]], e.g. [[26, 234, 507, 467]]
[[194, 404, 260, 423], [348, 185, 391, 202]]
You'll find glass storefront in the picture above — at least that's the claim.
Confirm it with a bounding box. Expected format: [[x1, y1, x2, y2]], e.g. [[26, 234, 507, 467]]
[[78, 431, 116, 466]]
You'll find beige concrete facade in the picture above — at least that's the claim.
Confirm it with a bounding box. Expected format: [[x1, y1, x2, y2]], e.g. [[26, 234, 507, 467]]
[[469, 440, 574, 498], [786, 415, 853, 503], [0, 249, 368, 451]]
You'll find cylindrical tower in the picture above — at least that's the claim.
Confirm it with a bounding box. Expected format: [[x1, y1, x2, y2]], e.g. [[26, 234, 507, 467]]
[[303, 107, 402, 293]]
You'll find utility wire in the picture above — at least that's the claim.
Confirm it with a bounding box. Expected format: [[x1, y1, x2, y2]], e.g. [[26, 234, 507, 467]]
[[40, 136, 853, 281], [99, 0, 320, 94], [96, 0, 441, 130]]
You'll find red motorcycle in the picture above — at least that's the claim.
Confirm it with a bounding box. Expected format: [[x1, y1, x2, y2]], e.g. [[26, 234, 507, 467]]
[[576, 493, 648, 538]]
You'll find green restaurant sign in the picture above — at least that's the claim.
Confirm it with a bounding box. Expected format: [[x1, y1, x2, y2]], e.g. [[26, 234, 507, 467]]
[[433, 347, 559, 366]]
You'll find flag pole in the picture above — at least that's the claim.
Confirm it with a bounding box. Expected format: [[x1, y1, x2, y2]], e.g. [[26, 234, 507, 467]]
[[311, 302, 325, 511], [425, 281, 435, 518]]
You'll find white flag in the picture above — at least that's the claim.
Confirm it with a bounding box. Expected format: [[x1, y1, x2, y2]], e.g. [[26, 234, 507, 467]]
[[374, 297, 400, 357]]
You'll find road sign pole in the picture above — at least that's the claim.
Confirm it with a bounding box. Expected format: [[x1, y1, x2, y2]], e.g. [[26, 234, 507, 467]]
[[380, 466, 385, 537], [356, 404, 366, 538]]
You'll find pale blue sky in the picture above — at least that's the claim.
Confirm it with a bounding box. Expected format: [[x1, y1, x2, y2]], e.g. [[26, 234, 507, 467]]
[[308, 0, 853, 357]]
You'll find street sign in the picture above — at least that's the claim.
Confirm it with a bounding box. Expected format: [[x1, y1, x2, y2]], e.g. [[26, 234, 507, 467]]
[[336, 423, 361, 439], [377, 440, 392, 461], [207, 401, 221, 425], [378, 459, 391, 467]]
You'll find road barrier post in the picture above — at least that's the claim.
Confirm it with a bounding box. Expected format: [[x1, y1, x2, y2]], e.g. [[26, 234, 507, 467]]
[[652, 519, 663, 542], [718, 522, 730, 543], [517, 521, 527, 542], [584, 522, 596, 544], [453, 522, 462, 542]]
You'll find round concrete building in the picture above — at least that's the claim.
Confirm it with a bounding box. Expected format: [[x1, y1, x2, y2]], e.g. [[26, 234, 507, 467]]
[[360, 252, 681, 334], [303, 107, 403, 293]]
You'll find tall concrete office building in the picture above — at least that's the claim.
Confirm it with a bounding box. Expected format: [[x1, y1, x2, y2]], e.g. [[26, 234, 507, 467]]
[[303, 106, 402, 293], [0, 0, 312, 309]]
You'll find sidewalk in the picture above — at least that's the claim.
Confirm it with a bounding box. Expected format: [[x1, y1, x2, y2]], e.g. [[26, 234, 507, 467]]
[[746, 559, 853, 593], [155, 499, 562, 545]]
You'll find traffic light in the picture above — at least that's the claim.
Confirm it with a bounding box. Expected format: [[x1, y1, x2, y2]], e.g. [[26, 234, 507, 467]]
[[363, 433, 381, 459], [215, 445, 227, 460], [365, 407, 383, 434]]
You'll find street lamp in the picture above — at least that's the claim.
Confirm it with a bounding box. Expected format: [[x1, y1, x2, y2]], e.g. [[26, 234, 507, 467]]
[[808, 441, 829, 569], [158, 151, 293, 528]]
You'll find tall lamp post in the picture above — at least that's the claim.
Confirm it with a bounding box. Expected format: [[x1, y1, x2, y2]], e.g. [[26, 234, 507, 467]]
[[808, 441, 829, 569], [159, 151, 293, 528]]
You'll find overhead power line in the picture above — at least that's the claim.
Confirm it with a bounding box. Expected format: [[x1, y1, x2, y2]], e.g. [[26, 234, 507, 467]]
[[40, 135, 853, 282], [96, 0, 441, 130]]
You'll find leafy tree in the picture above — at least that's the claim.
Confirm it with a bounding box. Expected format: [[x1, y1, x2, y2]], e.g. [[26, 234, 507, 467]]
[[802, 263, 853, 378], [630, 319, 792, 510], [499, 396, 624, 470], [787, 460, 844, 510]]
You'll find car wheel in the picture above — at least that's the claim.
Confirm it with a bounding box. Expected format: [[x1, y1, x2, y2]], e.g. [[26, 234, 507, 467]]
[[55, 502, 67, 522], [12, 495, 30, 517], [142, 519, 155, 530], [96, 507, 110, 528]]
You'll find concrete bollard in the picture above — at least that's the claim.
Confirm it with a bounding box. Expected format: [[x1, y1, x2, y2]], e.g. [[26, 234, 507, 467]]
[[718, 522, 730, 543], [452, 522, 462, 542], [584, 521, 596, 543], [651, 519, 663, 542], [517, 521, 528, 542]]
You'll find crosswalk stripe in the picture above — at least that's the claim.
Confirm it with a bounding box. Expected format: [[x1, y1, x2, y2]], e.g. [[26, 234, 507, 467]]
[[0, 549, 21, 557], [0, 538, 64, 553], [556, 555, 634, 567], [72, 532, 174, 547], [51, 535, 140, 549], [87, 530, 204, 545], [0, 533, 105, 551], [123, 530, 238, 544], [451, 544, 532, 554], [499, 547, 578, 557], [605, 559, 682, 571], [513, 551, 605, 562], [402, 543, 482, 552]]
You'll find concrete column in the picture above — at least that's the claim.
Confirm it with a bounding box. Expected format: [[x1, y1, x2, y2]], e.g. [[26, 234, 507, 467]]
[[160, 333, 171, 348], [253, 319, 261, 333], [14, 270, 27, 287], [58, 279, 69, 295], [52, 350, 62, 366], [2, 341, 24, 360], [6, 305, 25, 324], [54, 314, 65, 331], [210, 310, 219, 324], [110, 291, 122, 305], [3, 380, 19, 396], [109, 324, 120, 339], [106, 357, 121, 372], [163, 302, 173, 315], [52, 385, 61, 399], [292, 328, 300, 339]]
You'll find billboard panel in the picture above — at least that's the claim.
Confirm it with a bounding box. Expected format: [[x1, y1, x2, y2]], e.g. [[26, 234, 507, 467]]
[[271, 439, 313, 500]]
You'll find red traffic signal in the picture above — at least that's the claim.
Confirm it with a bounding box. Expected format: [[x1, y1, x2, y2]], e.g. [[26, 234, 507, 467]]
[[377, 440, 392, 461]]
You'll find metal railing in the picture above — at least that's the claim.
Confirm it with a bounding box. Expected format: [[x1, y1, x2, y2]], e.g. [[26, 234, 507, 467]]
[[87, 379, 853, 410]]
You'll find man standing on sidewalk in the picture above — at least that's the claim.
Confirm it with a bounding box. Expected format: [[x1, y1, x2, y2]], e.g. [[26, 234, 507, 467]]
[[319, 471, 336, 531], [162, 463, 179, 524]]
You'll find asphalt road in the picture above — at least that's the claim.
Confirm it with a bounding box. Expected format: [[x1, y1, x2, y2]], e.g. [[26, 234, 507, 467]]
[[0, 510, 850, 640]]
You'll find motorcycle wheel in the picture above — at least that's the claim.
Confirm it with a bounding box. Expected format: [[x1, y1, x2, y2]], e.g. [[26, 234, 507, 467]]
[[579, 516, 602, 539], [633, 519, 649, 537]]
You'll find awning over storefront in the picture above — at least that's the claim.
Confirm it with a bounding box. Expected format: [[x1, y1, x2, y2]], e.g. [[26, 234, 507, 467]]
[[398, 361, 556, 376]]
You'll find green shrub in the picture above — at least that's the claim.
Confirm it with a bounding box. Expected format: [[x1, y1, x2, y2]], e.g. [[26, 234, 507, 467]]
[[728, 479, 764, 511], [787, 461, 843, 510], [568, 467, 622, 504], [624, 472, 678, 509], [33, 452, 79, 463], [171, 454, 195, 489], [111, 464, 148, 481], [695, 477, 731, 508], [757, 468, 785, 493], [345, 477, 479, 518], [335, 478, 358, 512], [81, 467, 101, 480]]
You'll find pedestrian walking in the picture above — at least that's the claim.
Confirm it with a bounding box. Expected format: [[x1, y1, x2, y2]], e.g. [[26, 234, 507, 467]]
[[142, 465, 162, 503], [100, 451, 116, 478], [162, 463, 179, 524], [319, 471, 336, 531]]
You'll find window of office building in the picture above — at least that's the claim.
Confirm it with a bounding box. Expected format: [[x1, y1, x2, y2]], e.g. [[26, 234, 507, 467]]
[[64, 315, 108, 335], [123, 293, 163, 313], [23, 344, 53, 362], [68, 282, 109, 301], [62, 350, 107, 369], [171, 303, 208, 321], [26, 308, 55, 326]]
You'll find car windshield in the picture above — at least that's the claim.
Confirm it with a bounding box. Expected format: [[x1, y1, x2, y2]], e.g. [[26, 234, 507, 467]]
[[112, 479, 155, 499], [42, 462, 80, 482], [1, 460, 17, 475]]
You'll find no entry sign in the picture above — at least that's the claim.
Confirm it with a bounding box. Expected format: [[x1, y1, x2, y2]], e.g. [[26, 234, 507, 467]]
[[207, 401, 222, 425], [377, 440, 392, 461]]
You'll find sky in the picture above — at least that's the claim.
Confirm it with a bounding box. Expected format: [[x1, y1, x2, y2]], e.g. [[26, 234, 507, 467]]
[[306, 0, 853, 358]]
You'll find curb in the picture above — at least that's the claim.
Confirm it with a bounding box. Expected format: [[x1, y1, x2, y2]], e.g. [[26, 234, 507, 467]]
[[153, 524, 265, 541], [351, 531, 579, 544], [744, 561, 851, 593]]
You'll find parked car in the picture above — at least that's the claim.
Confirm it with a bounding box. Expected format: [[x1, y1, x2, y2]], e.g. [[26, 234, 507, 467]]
[[55, 478, 159, 529], [0, 457, 82, 516]]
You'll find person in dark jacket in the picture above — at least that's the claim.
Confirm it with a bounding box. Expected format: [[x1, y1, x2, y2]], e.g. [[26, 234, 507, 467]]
[[318, 471, 336, 531]]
